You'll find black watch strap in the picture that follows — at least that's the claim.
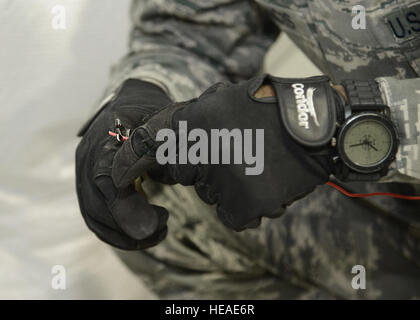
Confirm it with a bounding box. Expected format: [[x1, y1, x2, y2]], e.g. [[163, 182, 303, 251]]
[[341, 79, 387, 112], [337, 80, 394, 182]]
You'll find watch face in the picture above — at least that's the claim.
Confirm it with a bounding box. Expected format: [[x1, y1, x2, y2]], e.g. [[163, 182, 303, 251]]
[[338, 113, 398, 173]]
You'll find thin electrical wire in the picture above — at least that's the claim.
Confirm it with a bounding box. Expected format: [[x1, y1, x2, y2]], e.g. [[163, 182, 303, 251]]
[[108, 131, 128, 141], [326, 181, 420, 200]]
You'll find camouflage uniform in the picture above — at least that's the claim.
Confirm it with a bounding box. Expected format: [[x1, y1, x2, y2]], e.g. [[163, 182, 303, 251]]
[[94, 0, 420, 298]]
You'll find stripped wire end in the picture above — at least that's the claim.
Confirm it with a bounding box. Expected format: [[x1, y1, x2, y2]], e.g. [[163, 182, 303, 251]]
[[108, 130, 128, 142], [109, 118, 131, 142]]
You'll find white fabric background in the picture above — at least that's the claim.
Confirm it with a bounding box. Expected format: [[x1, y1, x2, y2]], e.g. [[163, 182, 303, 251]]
[[0, 0, 318, 299]]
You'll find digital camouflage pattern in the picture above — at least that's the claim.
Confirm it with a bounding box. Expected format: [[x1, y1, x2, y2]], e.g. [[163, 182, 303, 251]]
[[94, 0, 420, 298], [377, 77, 420, 181]]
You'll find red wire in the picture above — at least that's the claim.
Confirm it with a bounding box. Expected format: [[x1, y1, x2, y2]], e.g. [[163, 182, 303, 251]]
[[326, 181, 420, 200], [108, 131, 128, 141]]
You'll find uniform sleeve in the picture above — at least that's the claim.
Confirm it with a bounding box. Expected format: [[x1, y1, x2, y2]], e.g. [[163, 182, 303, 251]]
[[104, 0, 279, 103], [376, 77, 420, 182]]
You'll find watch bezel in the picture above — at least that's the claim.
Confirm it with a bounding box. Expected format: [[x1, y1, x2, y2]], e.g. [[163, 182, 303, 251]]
[[337, 112, 399, 174]]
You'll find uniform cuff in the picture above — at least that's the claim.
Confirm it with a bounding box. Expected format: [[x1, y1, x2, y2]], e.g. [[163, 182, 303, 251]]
[[376, 77, 420, 182]]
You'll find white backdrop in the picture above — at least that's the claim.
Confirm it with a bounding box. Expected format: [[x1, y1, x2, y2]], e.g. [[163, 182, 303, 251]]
[[0, 0, 158, 299], [0, 0, 319, 299]]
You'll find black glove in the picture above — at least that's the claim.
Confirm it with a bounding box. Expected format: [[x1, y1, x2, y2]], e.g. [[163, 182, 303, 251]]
[[112, 75, 341, 231], [76, 79, 172, 250]]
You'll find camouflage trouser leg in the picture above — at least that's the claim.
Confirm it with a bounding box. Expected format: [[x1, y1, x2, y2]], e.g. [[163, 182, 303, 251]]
[[115, 180, 420, 299]]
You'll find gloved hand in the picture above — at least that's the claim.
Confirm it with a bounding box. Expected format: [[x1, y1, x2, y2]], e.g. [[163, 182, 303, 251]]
[[112, 75, 342, 231], [76, 79, 172, 250]]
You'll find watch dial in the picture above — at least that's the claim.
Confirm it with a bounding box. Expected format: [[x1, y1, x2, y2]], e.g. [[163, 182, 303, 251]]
[[343, 119, 393, 168]]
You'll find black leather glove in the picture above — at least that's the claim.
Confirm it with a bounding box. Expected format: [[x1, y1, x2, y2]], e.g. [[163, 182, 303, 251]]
[[76, 79, 172, 250], [112, 75, 342, 231]]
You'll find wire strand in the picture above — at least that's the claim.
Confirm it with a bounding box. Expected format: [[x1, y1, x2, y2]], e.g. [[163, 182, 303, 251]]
[[108, 131, 128, 141], [326, 181, 420, 200]]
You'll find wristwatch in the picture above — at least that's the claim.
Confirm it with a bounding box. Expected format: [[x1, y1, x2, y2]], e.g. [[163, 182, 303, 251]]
[[269, 75, 400, 183], [332, 80, 400, 181]]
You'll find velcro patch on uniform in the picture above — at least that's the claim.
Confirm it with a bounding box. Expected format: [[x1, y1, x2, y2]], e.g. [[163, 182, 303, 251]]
[[385, 3, 420, 43]]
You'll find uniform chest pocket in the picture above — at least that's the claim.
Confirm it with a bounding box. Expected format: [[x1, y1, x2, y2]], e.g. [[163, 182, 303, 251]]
[[305, 0, 420, 79], [257, 1, 317, 43]]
